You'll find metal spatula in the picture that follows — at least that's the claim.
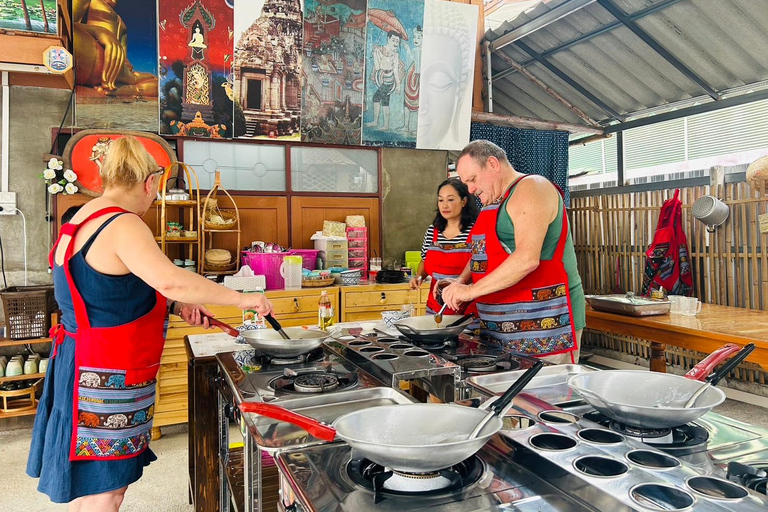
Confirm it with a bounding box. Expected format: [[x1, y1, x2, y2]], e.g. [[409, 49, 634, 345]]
[[265, 314, 291, 340]]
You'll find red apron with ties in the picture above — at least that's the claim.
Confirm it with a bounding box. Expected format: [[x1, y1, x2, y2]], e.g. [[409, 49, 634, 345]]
[[469, 176, 577, 361], [423, 226, 474, 315], [49, 206, 167, 461]]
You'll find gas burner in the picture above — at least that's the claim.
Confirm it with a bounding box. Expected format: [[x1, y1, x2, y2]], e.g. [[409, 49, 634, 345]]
[[728, 461, 768, 495], [610, 421, 674, 444], [458, 356, 498, 372], [293, 373, 340, 393], [256, 347, 325, 367], [269, 370, 357, 395], [346, 455, 484, 503]]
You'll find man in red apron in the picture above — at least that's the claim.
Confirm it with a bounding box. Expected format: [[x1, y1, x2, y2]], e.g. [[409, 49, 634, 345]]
[[441, 140, 586, 364]]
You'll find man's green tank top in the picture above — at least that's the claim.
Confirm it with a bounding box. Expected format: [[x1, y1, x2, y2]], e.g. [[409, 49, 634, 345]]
[[496, 181, 586, 331]]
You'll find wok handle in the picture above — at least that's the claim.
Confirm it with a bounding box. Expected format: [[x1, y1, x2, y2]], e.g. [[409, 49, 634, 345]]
[[491, 360, 544, 417], [202, 314, 240, 338], [707, 343, 755, 386], [446, 313, 474, 328], [239, 402, 337, 442], [684, 343, 741, 381]]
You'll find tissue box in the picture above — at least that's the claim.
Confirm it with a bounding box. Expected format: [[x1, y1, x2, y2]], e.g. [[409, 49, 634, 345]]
[[223, 275, 266, 291]]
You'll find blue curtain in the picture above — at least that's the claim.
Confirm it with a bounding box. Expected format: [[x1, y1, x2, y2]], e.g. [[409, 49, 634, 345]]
[[469, 123, 570, 205]]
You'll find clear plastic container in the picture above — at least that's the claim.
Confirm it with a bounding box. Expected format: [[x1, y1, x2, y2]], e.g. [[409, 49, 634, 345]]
[[280, 255, 303, 290]]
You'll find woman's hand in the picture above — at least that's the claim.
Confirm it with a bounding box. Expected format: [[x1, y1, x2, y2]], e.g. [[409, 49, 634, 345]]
[[178, 303, 214, 328], [238, 293, 274, 317], [409, 275, 423, 290]]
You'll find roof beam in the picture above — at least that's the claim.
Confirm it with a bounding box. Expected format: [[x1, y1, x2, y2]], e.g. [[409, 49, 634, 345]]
[[494, 50, 600, 126], [472, 111, 604, 135], [597, 0, 720, 100], [515, 39, 625, 121], [489, 0, 597, 53], [492, 0, 688, 82]]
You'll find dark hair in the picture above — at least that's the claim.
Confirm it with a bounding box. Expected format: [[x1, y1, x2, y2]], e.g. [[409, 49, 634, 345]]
[[61, 205, 83, 225], [387, 31, 401, 41], [432, 178, 478, 232]]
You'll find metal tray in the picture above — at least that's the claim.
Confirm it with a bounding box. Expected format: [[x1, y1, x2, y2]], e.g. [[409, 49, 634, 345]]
[[467, 365, 597, 407], [243, 387, 415, 452], [585, 294, 671, 316]]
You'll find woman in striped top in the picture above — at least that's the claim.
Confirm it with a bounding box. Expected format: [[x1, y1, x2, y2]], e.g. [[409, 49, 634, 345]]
[[410, 178, 479, 314]]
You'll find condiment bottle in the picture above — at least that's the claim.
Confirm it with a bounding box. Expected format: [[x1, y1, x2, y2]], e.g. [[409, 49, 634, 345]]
[[318, 291, 334, 330]]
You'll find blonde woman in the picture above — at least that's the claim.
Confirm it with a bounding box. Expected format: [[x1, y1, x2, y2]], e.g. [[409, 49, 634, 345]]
[[27, 136, 273, 511]]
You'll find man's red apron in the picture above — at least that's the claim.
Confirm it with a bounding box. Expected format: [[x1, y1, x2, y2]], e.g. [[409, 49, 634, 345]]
[[423, 226, 473, 315], [469, 176, 577, 361], [49, 206, 167, 461]]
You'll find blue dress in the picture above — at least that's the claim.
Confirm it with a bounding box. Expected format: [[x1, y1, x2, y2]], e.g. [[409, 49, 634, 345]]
[[26, 215, 158, 503]]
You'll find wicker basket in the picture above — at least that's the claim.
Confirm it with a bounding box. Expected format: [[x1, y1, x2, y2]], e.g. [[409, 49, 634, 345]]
[[205, 260, 236, 272], [0, 286, 56, 340], [204, 210, 237, 230], [302, 277, 335, 288]]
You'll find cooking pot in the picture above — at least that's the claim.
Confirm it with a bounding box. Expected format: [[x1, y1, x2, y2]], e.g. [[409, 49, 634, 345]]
[[692, 195, 729, 232]]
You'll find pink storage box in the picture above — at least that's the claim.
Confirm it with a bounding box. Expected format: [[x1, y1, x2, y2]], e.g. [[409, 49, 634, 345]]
[[241, 252, 289, 290], [287, 249, 320, 270]]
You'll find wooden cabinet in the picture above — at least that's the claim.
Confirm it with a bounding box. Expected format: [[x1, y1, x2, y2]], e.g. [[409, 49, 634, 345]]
[[266, 287, 339, 327], [340, 282, 429, 322]]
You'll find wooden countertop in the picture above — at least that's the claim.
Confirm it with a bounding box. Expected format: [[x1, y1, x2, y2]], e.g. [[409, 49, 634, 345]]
[[586, 303, 768, 369]]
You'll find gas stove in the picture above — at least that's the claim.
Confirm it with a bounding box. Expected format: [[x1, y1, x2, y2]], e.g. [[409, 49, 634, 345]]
[[275, 435, 593, 512]]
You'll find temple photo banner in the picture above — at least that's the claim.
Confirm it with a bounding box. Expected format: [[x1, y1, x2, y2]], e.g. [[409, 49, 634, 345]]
[[361, 0, 424, 148], [74, 0, 158, 130], [159, 0, 234, 138], [300, 0, 367, 145], [233, 0, 303, 140], [0, 0, 57, 34], [416, 0, 478, 151]]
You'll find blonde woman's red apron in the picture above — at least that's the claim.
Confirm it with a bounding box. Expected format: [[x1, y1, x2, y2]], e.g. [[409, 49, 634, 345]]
[[423, 226, 473, 315], [470, 177, 577, 361], [49, 207, 167, 461]]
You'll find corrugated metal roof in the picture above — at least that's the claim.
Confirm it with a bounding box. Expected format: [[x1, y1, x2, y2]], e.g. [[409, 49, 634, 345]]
[[486, 0, 768, 129]]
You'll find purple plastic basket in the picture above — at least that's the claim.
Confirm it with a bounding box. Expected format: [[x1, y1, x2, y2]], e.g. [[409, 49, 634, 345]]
[[241, 252, 289, 290], [286, 249, 320, 271]]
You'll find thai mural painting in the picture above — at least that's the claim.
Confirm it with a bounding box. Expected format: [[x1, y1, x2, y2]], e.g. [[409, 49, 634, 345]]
[[416, 0, 478, 151], [74, 0, 159, 130], [301, 0, 367, 145], [158, 0, 234, 137], [362, 0, 424, 148], [233, 0, 303, 140]]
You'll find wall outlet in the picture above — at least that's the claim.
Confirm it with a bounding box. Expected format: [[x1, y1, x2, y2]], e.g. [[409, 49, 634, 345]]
[[0, 191, 17, 215]]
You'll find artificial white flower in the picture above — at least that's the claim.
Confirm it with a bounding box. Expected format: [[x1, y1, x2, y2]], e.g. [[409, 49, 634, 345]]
[[65, 183, 78, 195], [48, 183, 63, 194], [63, 169, 77, 182], [47, 157, 59, 169], [43, 169, 56, 180]]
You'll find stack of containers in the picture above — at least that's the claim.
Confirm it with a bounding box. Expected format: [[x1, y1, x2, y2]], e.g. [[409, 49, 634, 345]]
[[346, 226, 368, 278], [313, 235, 349, 269]]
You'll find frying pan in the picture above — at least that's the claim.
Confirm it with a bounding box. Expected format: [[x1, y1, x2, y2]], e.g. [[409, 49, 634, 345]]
[[241, 360, 543, 472], [205, 316, 329, 358], [393, 314, 474, 344], [568, 343, 755, 428]]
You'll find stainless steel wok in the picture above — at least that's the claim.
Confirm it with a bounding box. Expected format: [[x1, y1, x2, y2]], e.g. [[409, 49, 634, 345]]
[[238, 328, 329, 358], [241, 360, 543, 473], [568, 343, 754, 428], [393, 314, 473, 343]]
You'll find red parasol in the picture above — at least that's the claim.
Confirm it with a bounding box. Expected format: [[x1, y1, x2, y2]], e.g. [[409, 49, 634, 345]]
[[367, 9, 408, 40]]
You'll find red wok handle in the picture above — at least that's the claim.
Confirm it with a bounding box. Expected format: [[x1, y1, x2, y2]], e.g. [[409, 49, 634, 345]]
[[201, 314, 240, 338], [239, 402, 337, 442], [684, 343, 741, 381]]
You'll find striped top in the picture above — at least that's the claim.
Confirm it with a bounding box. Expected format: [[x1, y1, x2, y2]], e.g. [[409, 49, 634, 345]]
[[420, 223, 475, 259]]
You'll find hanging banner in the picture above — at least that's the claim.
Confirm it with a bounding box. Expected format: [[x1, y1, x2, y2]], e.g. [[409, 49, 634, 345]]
[[300, 0, 367, 145], [73, 0, 159, 131], [0, 0, 57, 34], [361, 0, 424, 148], [158, 0, 234, 138], [233, 0, 303, 140], [416, 0, 478, 151]]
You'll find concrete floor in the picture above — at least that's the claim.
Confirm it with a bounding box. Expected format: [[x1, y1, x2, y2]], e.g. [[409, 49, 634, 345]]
[[2, 399, 768, 511]]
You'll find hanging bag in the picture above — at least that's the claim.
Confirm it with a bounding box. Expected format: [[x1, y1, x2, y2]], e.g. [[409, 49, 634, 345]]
[[642, 189, 694, 297]]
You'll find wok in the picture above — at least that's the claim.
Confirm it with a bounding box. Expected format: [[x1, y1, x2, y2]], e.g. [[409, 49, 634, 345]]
[[568, 343, 755, 428], [205, 316, 328, 358], [393, 314, 473, 344], [241, 360, 543, 472]]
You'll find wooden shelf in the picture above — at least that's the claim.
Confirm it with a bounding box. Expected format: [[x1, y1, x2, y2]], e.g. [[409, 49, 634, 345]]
[[0, 337, 52, 348], [204, 229, 241, 233], [0, 373, 45, 383], [155, 236, 200, 243], [0, 399, 38, 419], [154, 200, 198, 206], [202, 270, 238, 275]]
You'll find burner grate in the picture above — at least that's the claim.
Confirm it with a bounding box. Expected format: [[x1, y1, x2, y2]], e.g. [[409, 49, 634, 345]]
[[293, 374, 340, 393], [458, 356, 498, 372]]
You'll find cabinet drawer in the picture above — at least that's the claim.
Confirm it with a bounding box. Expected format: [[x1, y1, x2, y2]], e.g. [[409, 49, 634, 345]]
[[271, 293, 338, 316], [344, 289, 419, 308]]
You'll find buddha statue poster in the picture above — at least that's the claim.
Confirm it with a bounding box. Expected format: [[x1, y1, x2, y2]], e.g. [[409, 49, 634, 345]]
[[73, 0, 159, 130], [158, 0, 234, 138]]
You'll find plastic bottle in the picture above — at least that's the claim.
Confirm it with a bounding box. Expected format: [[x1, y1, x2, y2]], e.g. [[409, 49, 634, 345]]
[[318, 290, 334, 330]]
